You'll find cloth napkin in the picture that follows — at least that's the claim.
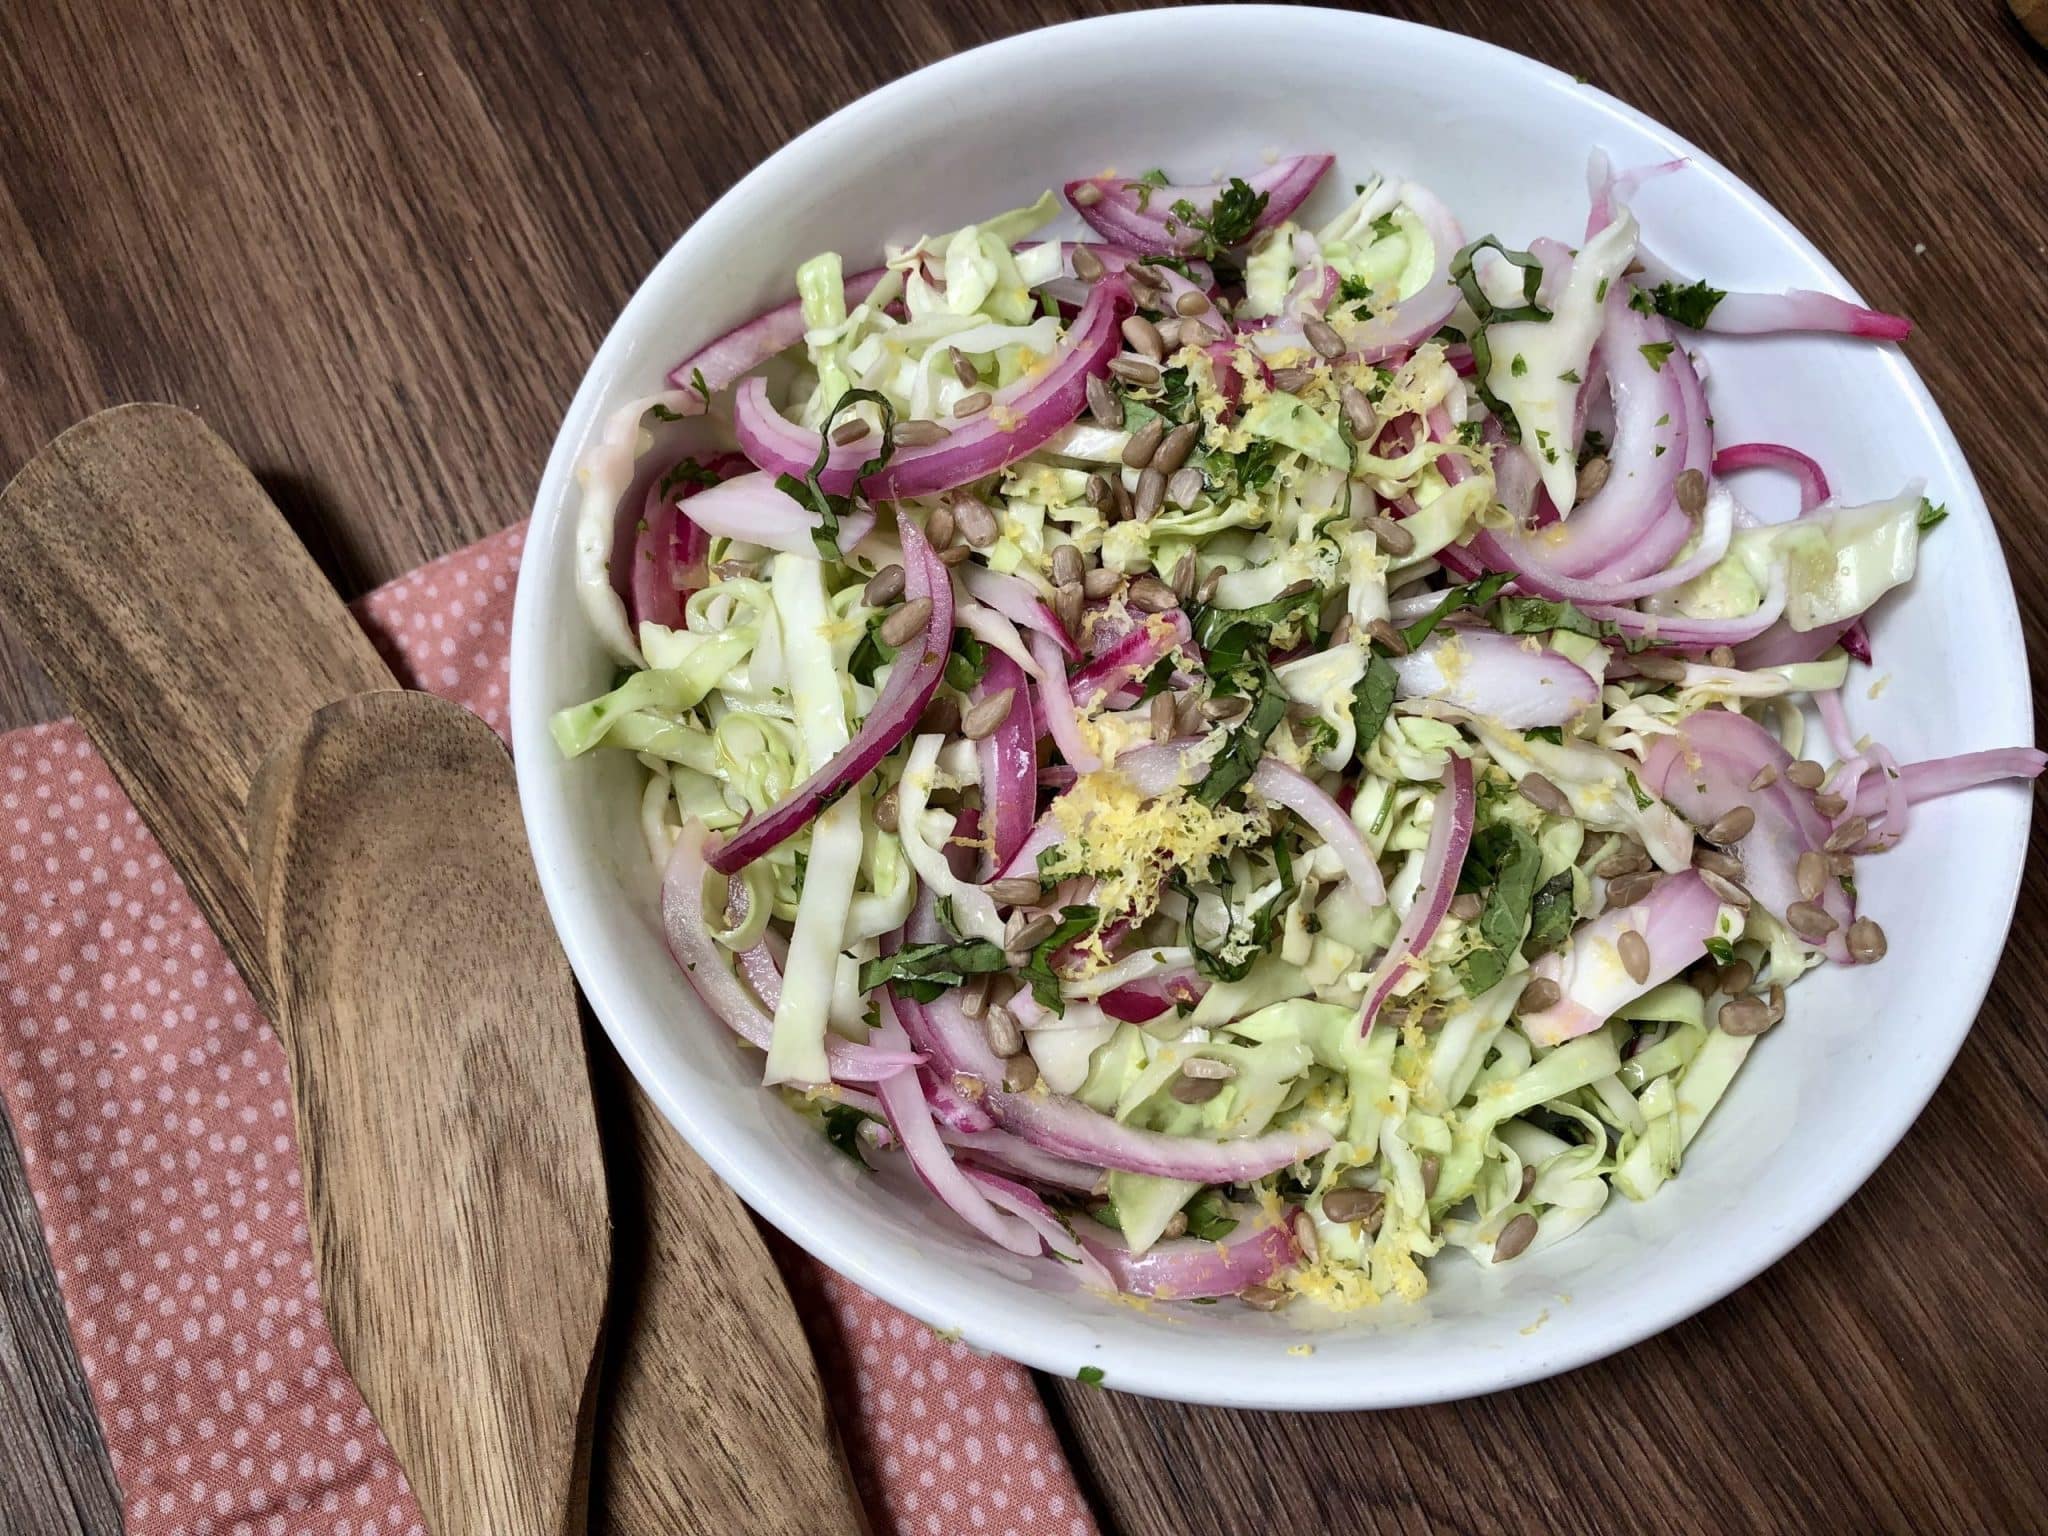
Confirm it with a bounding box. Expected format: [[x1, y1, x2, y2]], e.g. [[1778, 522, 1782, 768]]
[[0, 523, 1096, 1536]]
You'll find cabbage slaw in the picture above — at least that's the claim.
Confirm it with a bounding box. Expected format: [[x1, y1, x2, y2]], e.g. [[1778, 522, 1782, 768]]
[[556, 153, 2042, 1310]]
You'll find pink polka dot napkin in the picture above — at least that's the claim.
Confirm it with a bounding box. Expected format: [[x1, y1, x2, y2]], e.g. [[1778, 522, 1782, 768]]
[[0, 522, 1097, 1536]]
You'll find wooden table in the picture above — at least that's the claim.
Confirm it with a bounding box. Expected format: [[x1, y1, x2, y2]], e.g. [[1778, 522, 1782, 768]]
[[4, 1, 2044, 1531]]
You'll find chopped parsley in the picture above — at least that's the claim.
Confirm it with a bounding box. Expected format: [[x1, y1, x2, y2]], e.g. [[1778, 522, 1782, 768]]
[[847, 621, 894, 685], [1456, 420, 1484, 448], [1369, 210, 1402, 242], [1623, 768, 1655, 811], [1510, 354, 1529, 377], [1524, 726, 1565, 745], [1338, 273, 1376, 306], [1638, 341, 1676, 372], [1917, 497, 1949, 531], [1630, 278, 1727, 330], [1194, 655, 1290, 808], [647, 403, 685, 422], [1558, 368, 1581, 384], [1454, 823, 1544, 994], [1169, 176, 1268, 259], [944, 630, 990, 692], [1077, 1366, 1106, 1388], [1704, 936, 1737, 965], [658, 457, 723, 497]]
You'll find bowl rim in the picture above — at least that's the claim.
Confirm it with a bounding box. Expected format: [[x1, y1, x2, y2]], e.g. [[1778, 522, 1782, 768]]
[[511, 3, 2034, 1409]]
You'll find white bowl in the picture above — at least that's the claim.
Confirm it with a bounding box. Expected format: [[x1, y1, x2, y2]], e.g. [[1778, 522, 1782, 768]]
[[511, 6, 2033, 1408]]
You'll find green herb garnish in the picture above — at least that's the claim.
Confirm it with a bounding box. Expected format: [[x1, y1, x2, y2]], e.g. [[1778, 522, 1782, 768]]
[[1401, 572, 1512, 650], [1168, 177, 1269, 260], [777, 387, 897, 559]]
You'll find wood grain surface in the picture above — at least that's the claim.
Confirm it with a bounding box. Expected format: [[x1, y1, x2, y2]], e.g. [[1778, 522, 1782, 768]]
[[1, 2, 2043, 1534], [251, 691, 613, 1536]]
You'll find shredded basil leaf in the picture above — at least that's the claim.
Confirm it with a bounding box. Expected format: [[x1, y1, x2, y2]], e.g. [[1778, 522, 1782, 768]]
[[1494, 596, 1606, 639], [1704, 936, 1737, 965], [1624, 768, 1655, 811], [859, 939, 1007, 995], [945, 630, 990, 692], [1351, 650, 1399, 763], [821, 1103, 880, 1168], [785, 388, 898, 559], [1183, 1188, 1240, 1241], [1401, 572, 1511, 650], [1023, 906, 1102, 1015], [1194, 656, 1289, 808], [1523, 870, 1576, 958]]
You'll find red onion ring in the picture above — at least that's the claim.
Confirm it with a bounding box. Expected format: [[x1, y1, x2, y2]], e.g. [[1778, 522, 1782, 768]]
[[973, 650, 1037, 877], [1518, 870, 1725, 1045], [677, 470, 876, 558], [1075, 1210, 1301, 1300], [665, 265, 889, 403], [1250, 756, 1387, 906], [1066, 155, 1333, 256], [1390, 628, 1599, 729]]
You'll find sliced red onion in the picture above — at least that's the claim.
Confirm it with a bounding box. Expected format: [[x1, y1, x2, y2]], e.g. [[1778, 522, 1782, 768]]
[[1469, 294, 1694, 584], [732, 279, 1128, 499], [1030, 628, 1100, 774], [1518, 870, 1725, 1046], [1339, 180, 1463, 361], [946, 1128, 1102, 1193], [922, 1070, 998, 1134], [1075, 1211, 1301, 1300], [1025, 240, 1215, 312], [629, 460, 710, 629], [872, 1020, 1039, 1257], [954, 599, 1044, 682], [962, 1168, 1116, 1290], [1358, 755, 1475, 1034], [962, 565, 1080, 661], [1714, 442, 1830, 514], [677, 470, 874, 558], [1641, 708, 1854, 962], [1390, 628, 1598, 729], [894, 988, 1331, 1181], [974, 650, 1038, 878], [1691, 290, 1911, 340], [665, 265, 889, 402], [1731, 616, 1853, 670], [1283, 228, 1338, 318], [1068, 609, 1194, 708], [1066, 155, 1334, 256], [1250, 756, 1387, 905], [1096, 967, 1209, 1023], [1848, 748, 2046, 828], [1583, 565, 1790, 649], [709, 519, 950, 873], [661, 823, 925, 1082], [1840, 622, 1873, 664]]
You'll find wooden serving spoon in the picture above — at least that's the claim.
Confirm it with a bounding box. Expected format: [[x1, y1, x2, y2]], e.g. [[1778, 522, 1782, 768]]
[[0, 404, 864, 1533], [247, 691, 610, 1536]]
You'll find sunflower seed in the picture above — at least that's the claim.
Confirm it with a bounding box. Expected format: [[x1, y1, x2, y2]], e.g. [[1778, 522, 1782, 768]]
[[1084, 471, 1113, 510], [1003, 1053, 1039, 1093], [1071, 243, 1105, 280], [1718, 995, 1773, 1036], [1699, 869, 1751, 908], [1518, 976, 1562, 1014], [955, 497, 1000, 549], [895, 419, 951, 447], [1292, 1210, 1320, 1265], [1082, 566, 1123, 599], [1108, 356, 1161, 387], [1154, 422, 1202, 476], [1795, 851, 1827, 901], [1182, 1056, 1236, 1081], [862, 564, 906, 606], [1121, 315, 1166, 362], [917, 693, 960, 734], [1812, 789, 1848, 818], [1269, 365, 1317, 393], [1748, 763, 1780, 791], [1053, 581, 1084, 636], [1303, 316, 1345, 358], [952, 389, 992, 418], [1846, 917, 1887, 963], [1203, 693, 1250, 722], [983, 1004, 1023, 1058], [1197, 564, 1223, 604], [1784, 900, 1838, 939], [1366, 513, 1415, 556], [936, 545, 972, 566], [1340, 383, 1378, 439], [1050, 544, 1084, 588], [1596, 842, 1653, 877], [1007, 910, 1057, 951], [1170, 551, 1197, 600], [1149, 691, 1175, 742], [1152, 318, 1182, 351], [1705, 805, 1756, 844], [1693, 845, 1743, 880], [1321, 1186, 1384, 1228], [1175, 289, 1212, 316], [1071, 182, 1104, 207], [1157, 1209, 1188, 1241], [1420, 1155, 1441, 1197], [1365, 617, 1410, 656], [962, 687, 1017, 740], [1494, 1212, 1539, 1262], [1823, 815, 1868, 853], [1517, 772, 1571, 815], [1617, 928, 1651, 983], [927, 500, 957, 549], [1676, 468, 1708, 519], [1631, 653, 1688, 683], [1085, 373, 1123, 430], [1786, 759, 1826, 789], [831, 417, 872, 445], [957, 973, 992, 1020], [1718, 958, 1755, 995], [879, 596, 933, 647], [1517, 1164, 1538, 1202], [1171, 1071, 1226, 1104], [1577, 455, 1612, 500], [948, 345, 979, 386], [1128, 576, 1180, 618], [1688, 962, 1720, 996], [1828, 851, 1856, 879], [1133, 468, 1167, 522], [1174, 691, 1204, 736], [1606, 870, 1662, 906], [1166, 466, 1204, 510], [1707, 645, 1737, 668], [1122, 416, 1165, 469], [873, 784, 900, 833], [952, 1072, 987, 1103], [989, 878, 1044, 907], [1448, 892, 1484, 921], [1239, 1284, 1288, 1311]]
